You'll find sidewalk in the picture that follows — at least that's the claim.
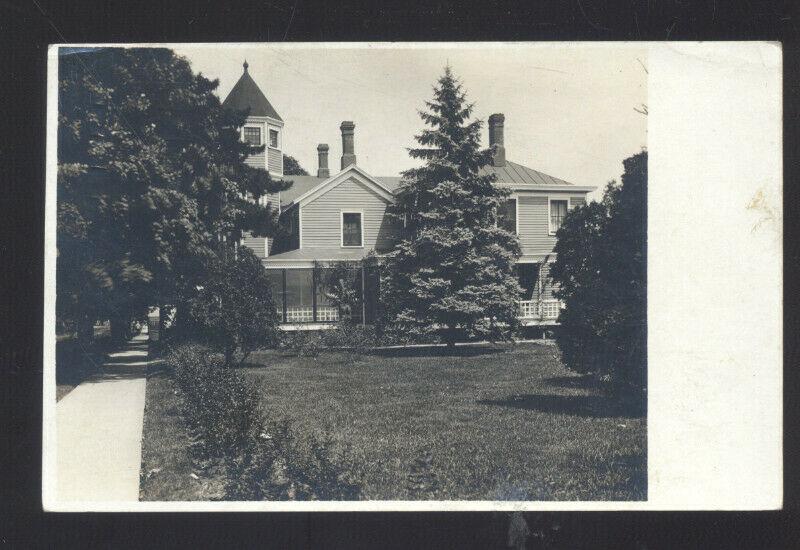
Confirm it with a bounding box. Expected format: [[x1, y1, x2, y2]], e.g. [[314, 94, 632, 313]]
[[55, 334, 151, 502]]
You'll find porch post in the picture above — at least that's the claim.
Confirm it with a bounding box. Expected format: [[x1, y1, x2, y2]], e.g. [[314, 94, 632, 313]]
[[361, 263, 366, 326], [281, 269, 287, 323], [312, 267, 318, 322]]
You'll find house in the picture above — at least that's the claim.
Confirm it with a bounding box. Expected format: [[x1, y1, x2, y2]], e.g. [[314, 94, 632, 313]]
[[223, 62, 596, 329]]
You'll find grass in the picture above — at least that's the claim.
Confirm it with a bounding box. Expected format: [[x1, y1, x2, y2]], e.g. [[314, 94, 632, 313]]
[[139, 364, 227, 501], [140, 342, 645, 501]]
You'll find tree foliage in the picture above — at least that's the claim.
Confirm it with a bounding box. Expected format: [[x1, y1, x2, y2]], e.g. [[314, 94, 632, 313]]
[[283, 154, 309, 176], [57, 48, 290, 341], [314, 261, 363, 323], [380, 67, 522, 346], [187, 248, 280, 365], [550, 150, 647, 396]]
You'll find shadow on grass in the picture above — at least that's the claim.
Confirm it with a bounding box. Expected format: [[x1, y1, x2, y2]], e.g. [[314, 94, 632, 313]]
[[478, 393, 644, 419], [543, 374, 599, 390], [369, 345, 509, 359]]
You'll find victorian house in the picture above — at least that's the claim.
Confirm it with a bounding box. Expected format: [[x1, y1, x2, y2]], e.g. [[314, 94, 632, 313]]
[[222, 62, 595, 329]]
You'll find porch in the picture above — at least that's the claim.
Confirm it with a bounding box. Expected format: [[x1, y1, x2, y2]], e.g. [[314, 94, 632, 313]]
[[264, 261, 563, 329]]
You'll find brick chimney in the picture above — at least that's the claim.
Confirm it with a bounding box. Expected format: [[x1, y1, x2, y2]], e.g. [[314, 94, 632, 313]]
[[488, 113, 506, 167], [317, 143, 330, 178], [340, 121, 356, 169]]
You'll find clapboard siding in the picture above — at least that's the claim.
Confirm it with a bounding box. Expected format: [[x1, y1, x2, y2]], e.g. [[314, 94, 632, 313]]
[[517, 195, 555, 255], [517, 193, 583, 256], [244, 149, 266, 170], [268, 148, 283, 174], [241, 232, 269, 258], [570, 196, 586, 207], [300, 177, 400, 251]]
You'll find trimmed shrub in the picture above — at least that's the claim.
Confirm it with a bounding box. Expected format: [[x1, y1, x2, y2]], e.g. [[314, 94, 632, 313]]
[[165, 342, 361, 500], [321, 323, 377, 353], [279, 330, 325, 357]]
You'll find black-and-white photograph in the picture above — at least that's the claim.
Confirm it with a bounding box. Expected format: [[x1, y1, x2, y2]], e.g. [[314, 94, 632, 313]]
[[50, 42, 647, 506]]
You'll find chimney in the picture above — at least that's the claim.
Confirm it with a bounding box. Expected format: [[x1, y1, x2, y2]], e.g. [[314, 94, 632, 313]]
[[317, 144, 330, 178], [340, 121, 356, 169], [488, 113, 506, 167]]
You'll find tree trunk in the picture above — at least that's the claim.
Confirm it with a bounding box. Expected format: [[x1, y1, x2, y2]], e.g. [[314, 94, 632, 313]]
[[77, 313, 94, 347], [109, 315, 130, 344], [158, 305, 168, 340], [445, 326, 457, 349], [224, 345, 235, 367]]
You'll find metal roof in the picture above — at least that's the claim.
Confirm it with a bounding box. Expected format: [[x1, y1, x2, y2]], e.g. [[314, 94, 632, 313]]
[[479, 160, 575, 186], [222, 66, 283, 121], [275, 160, 575, 208]]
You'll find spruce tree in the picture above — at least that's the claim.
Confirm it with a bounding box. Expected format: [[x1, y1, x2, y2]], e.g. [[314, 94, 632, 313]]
[[381, 67, 522, 347]]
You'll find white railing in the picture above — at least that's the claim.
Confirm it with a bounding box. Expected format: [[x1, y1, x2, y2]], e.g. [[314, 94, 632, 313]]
[[316, 306, 339, 322], [518, 299, 563, 320], [285, 307, 314, 323], [279, 306, 340, 323]]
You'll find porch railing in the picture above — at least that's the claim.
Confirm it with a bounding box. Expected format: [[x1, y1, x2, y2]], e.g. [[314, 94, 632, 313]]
[[277, 302, 563, 324], [518, 299, 562, 320], [276, 306, 343, 323]]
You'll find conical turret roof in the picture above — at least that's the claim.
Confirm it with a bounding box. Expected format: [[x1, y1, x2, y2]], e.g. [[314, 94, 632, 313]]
[[222, 61, 283, 121]]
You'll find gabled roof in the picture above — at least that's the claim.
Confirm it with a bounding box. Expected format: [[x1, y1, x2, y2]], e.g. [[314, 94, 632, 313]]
[[278, 168, 401, 208], [222, 62, 283, 121], [479, 160, 575, 186]]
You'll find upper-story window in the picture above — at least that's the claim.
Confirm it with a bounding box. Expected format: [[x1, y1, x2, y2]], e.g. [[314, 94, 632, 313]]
[[497, 198, 517, 234], [341, 212, 363, 247], [269, 129, 279, 148], [243, 126, 261, 146], [549, 199, 569, 235]]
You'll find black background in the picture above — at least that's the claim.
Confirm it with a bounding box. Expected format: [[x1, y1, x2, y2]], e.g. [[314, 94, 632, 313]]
[[1, 1, 798, 547]]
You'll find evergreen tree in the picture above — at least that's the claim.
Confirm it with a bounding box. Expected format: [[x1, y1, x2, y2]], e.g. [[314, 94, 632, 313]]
[[380, 67, 522, 347], [57, 48, 290, 341], [550, 150, 647, 402]]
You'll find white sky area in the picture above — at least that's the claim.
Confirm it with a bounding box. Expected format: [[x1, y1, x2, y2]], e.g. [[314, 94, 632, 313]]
[[176, 44, 648, 201]]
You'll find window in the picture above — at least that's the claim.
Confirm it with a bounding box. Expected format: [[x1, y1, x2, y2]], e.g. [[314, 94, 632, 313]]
[[341, 212, 363, 247], [269, 129, 279, 148], [549, 199, 568, 234], [497, 198, 517, 234], [243, 126, 261, 146]]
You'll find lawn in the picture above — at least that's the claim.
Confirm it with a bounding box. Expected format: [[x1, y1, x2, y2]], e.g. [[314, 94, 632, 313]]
[[140, 342, 646, 501]]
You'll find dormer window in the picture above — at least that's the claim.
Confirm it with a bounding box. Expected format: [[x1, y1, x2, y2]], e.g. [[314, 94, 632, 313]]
[[244, 126, 261, 146], [269, 128, 279, 148]]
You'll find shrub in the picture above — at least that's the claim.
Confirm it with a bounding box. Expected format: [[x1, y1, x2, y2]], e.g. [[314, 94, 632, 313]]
[[321, 323, 377, 353], [166, 343, 261, 457], [550, 150, 646, 400], [282, 431, 362, 500], [165, 342, 361, 500], [279, 330, 325, 357], [187, 248, 280, 366]]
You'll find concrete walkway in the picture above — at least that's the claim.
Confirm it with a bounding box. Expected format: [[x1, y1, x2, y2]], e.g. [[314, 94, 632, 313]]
[[56, 334, 150, 502]]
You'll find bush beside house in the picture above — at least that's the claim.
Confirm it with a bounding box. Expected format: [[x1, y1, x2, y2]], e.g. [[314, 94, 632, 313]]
[[550, 150, 647, 404]]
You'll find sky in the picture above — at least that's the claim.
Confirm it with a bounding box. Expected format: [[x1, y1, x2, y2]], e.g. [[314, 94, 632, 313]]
[[175, 44, 648, 202]]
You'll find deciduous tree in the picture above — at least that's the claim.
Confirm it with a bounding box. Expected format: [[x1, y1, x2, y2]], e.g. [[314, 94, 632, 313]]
[[57, 48, 290, 342], [550, 150, 647, 400]]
